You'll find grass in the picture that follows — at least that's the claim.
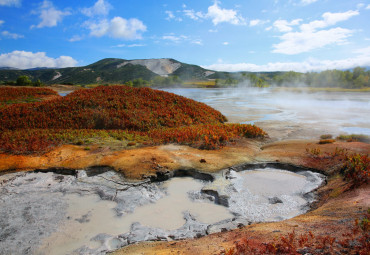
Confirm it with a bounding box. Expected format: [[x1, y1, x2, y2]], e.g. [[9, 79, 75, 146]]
[[320, 134, 333, 139], [183, 80, 216, 88], [337, 134, 370, 143]]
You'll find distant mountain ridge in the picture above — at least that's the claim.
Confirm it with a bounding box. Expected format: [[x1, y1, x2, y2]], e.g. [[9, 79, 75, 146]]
[[0, 58, 217, 85]]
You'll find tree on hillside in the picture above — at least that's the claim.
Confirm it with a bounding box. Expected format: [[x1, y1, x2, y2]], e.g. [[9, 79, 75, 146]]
[[33, 79, 43, 87], [132, 78, 150, 87], [16, 75, 32, 86]]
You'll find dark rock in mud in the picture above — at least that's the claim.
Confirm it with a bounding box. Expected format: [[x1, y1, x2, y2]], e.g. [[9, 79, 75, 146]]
[[206, 218, 250, 235], [268, 197, 283, 204]]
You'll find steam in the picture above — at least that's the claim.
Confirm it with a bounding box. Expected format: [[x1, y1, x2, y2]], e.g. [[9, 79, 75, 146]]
[[164, 86, 370, 139]]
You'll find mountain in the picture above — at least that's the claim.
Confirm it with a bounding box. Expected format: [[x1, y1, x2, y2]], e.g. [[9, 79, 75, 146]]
[[0, 67, 20, 70], [0, 58, 216, 85]]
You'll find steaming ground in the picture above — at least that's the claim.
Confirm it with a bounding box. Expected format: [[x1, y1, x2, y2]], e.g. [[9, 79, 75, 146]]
[[164, 87, 370, 140]]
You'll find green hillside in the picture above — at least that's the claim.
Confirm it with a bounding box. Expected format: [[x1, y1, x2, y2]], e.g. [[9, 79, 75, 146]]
[[0, 58, 212, 85], [1, 58, 369, 88]]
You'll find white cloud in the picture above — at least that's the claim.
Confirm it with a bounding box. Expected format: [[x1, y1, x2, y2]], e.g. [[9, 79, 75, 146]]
[[126, 43, 145, 47], [86, 17, 146, 40], [353, 46, 370, 56], [113, 43, 145, 48], [1, 31, 24, 39], [191, 39, 203, 45], [357, 3, 365, 9], [32, 0, 71, 28], [203, 48, 370, 72], [249, 19, 261, 26], [301, 0, 319, 5], [223, 41, 229, 45], [165, 10, 175, 20], [249, 19, 269, 27], [184, 9, 204, 20], [82, 0, 112, 17], [161, 34, 202, 45], [273, 27, 353, 55], [365, 4, 370, 9], [0, 50, 77, 69], [273, 19, 302, 32], [86, 19, 109, 37], [162, 35, 188, 43], [109, 17, 146, 39], [300, 10, 359, 32], [0, 0, 21, 7], [165, 10, 182, 21], [272, 10, 359, 55], [0, 20, 4, 26], [181, 1, 245, 26], [69, 35, 83, 42], [206, 1, 246, 25]]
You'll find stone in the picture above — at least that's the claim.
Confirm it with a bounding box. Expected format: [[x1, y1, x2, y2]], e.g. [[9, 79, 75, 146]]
[[268, 197, 283, 204], [206, 218, 250, 235]]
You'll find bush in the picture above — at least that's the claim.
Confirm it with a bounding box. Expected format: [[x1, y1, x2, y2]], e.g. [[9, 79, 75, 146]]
[[337, 134, 370, 143], [318, 139, 335, 144], [16, 75, 32, 86], [341, 153, 370, 186], [33, 79, 43, 87], [320, 134, 332, 139]]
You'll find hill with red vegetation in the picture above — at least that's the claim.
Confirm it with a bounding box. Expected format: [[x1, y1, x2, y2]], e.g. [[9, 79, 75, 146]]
[[0, 85, 226, 130], [0, 85, 266, 154]]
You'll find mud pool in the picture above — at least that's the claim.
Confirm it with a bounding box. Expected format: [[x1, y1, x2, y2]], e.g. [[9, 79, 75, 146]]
[[164, 88, 370, 139], [0, 166, 324, 255]]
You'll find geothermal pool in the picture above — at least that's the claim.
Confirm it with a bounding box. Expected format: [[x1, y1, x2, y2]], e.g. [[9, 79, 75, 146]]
[[0, 167, 324, 255], [164, 88, 370, 139]]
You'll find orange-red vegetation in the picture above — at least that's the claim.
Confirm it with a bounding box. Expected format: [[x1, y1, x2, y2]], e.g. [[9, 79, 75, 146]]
[[226, 210, 370, 255], [305, 147, 369, 187], [342, 153, 370, 186], [0, 85, 266, 154], [0, 86, 226, 130], [0, 87, 58, 108], [147, 123, 265, 149]]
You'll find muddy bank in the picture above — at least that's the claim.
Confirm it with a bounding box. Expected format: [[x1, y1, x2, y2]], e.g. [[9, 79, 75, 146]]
[[1, 138, 369, 179], [0, 139, 261, 179]]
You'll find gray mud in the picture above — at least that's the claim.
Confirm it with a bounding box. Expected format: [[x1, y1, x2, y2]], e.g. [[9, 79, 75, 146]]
[[0, 165, 325, 255]]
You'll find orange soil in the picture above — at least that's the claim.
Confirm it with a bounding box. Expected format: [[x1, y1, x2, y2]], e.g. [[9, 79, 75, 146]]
[[0, 139, 261, 179]]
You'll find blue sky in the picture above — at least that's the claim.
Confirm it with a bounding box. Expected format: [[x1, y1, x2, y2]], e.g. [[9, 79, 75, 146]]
[[0, 0, 369, 72]]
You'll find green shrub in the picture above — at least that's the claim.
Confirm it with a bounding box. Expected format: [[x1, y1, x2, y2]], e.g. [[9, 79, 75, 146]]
[[320, 134, 333, 139], [16, 75, 32, 86]]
